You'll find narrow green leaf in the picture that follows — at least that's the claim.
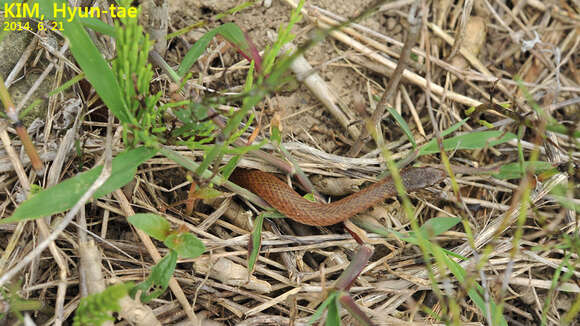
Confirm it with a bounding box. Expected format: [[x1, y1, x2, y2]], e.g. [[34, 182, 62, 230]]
[[493, 161, 553, 180], [419, 131, 517, 155], [224, 140, 266, 155], [213, 1, 253, 20], [128, 213, 171, 241], [387, 107, 416, 149], [546, 123, 580, 138], [358, 217, 460, 244], [244, 59, 255, 92], [93, 147, 157, 198], [48, 73, 86, 96], [220, 155, 241, 180], [164, 233, 206, 259], [159, 147, 222, 185], [177, 23, 248, 78], [219, 22, 252, 58], [195, 142, 223, 176], [418, 217, 461, 237], [247, 214, 264, 273], [439, 247, 508, 326], [442, 118, 469, 137], [80, 17, 116, 36], [308, 292, 339, 325], [32, 0, 130, 123], [325, 295, 340, 326], [3, 147, 156, 224], [191, 187, 223, 200], [271, 125, 282, 145], [3, 168, 97, 224], [550, 193, 580, 213], [176, 25, 221, 77]]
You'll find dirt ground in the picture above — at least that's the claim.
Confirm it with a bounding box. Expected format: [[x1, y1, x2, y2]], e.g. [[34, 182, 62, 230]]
[[169, 0, 414, 154]]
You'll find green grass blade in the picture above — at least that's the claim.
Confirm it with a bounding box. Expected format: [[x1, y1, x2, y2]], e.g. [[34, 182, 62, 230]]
[[48, 72, 86, 96], [387, 107, 416, 148], [93, 147, 158, 197], [325, 295, 340, 326], [247, 214, 264, 273], [440, 247, 508, 326], [493, 161, 553, 180], [32, 0, 130, 123], [3, 147, 156, 223], [308, 291, 339, 325], [177, 23, 249, 78], [80, 17, 115, 36], [419, 131, 517, 156], [417, 217, 461, 237]]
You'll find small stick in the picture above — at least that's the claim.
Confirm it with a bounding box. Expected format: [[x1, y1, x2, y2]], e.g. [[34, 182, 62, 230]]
[[348, 1, 422, 157], [0, 75, 44, 174]]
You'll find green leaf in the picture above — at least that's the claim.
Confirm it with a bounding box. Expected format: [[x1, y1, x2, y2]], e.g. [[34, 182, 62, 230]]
[[130, 250, 177, 303], [493, 161, 553, 180], [80, 17, 115, 36], [360, 217, 460, 245], [48, 73, 86, 96], [308, 291, 339, 325], [159, 147, 223, 185], [247, 214, 264, 273], [6, 169, 100, 224], [439, 247, 507, 326], [31, 0, 130, 123], [191, 187, 223, 200], [213, 1, 253, 20], [550, 185, 580, 213], [177, 23, 248, 78], [417, 217, 461, 238], [93, 147, 158, 198], [220, 155, 241, 180], [442, 118, 468, 137], [387, 107, 416, 149], [419, 131, 516, 155], [195, 142, 224, 176], [164, 233, 205, 259], [546, 123, 580, 138], [244, 59, 255, 92], [271, 125, 282, 145], [128, 214, 172, 241], [325, 295, 340, 326], [3, 147, 156, 224], [224, 140, 266, 155]]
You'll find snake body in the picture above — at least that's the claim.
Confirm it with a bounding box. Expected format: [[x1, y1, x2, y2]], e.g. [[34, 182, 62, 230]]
[[231, 167, 446, 226]]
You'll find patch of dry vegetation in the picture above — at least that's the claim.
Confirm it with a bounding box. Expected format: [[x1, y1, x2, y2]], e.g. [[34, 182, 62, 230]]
[[0, 0, 578, 325]]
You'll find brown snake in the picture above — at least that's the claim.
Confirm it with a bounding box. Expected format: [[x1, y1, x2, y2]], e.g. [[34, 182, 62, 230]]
[[230, 167, 446, 226]]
